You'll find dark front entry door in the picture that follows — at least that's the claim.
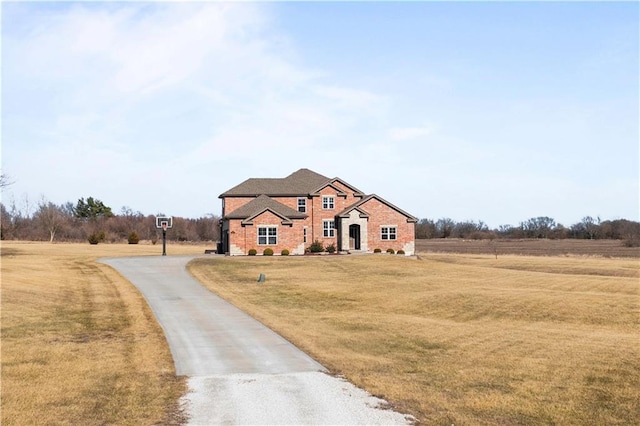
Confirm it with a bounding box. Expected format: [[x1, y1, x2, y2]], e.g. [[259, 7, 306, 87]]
[[349, 224, 361, 250]]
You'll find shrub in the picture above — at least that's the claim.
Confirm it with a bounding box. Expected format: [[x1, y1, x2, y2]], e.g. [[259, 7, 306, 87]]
[[397, 249, 405, 255], [248, 249, 257, 256], [88, 233, 100, 245], [623, 238, 640, 248], [308, 240, 324, 253], [128, 231, 139, 245], [97, 230, 106, 242], [281, 249, 290, 256], [373, 248, 382, 253], [325, 243, 336, 254], [387, 248, 395, 254], [263, 248, 274, 256]]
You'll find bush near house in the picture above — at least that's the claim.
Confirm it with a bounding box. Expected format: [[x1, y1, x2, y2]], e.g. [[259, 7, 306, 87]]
[[326, 243, 336, 254], [263, 248, 274, 256], [281, 249, 290, 256], [248, 249, 257, 256], [374, 248, 382, 253], [308, 240, 324, 253], [387, 248, 395, 254]]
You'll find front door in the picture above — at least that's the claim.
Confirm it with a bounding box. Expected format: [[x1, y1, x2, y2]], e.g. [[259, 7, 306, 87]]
[[349, 224, 361, 250]]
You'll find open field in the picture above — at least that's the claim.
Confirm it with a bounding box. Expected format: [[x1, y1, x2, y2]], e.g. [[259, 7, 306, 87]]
[[416, 238, 640, 258], [188, 254, 640, 424], [1, 241, 211, 425]]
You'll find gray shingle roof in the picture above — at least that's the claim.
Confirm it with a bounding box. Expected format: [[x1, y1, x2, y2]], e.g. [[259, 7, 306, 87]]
[[224, 195, 307, 223], [219, 168, 331, 197], [337, 194, 418, 223]]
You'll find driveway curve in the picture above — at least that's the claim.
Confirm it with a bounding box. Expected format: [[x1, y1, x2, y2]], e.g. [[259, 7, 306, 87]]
[[100, 255, 412, 425], [101, 255, 322, 376]]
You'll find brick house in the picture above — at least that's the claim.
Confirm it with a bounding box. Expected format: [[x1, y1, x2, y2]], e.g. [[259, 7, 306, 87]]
[[219, 169, 417, 255]]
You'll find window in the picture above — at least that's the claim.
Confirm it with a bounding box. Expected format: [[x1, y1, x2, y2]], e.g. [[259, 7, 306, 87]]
[[323, 220, 335, 237], [258, 226, 277, 245], [303, 227, 308, 243], [297, 198, 306, 213], [322, 196, 335, 209], [381, 226, 397, 240]]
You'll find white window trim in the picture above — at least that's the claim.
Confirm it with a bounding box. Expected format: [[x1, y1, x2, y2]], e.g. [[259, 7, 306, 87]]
[[323, 220, 335, 237], [381, 226, 397, 241], [297, 197, 307, 213], [322, 196, 335, 210], [258, 225, 278, 245]]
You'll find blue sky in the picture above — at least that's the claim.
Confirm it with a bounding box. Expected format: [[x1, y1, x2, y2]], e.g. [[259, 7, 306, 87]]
[[2, 1, 638, 227]]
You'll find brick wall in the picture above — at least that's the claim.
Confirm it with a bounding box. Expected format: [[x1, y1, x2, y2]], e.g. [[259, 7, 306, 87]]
[[309, 186, 342, 248], [227, 211, 306, 255], [223, 197, 252, 216], [361, 198, 415, 255]]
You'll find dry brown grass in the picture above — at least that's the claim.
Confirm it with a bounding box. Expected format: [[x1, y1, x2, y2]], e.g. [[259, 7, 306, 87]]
[[1, 241, 210, 425], [416, 238, 640, 258], [188, 253, 640, 425]]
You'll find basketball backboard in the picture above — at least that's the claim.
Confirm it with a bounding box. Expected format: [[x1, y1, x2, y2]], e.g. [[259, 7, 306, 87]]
[[155, 216, 173, 229]]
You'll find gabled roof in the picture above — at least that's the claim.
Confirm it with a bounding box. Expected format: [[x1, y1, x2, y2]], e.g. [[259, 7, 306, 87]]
[[219, 168, 331, 198], [338, 194, 418, 223], [337, 206, 370, 219], [310, 177, 365, 198], [224, 195, 307, 225]]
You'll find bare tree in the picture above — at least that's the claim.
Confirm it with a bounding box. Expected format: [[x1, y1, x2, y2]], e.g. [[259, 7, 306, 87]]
[[436, 218, 455, 238], [415, 218, 437, 239], [0, 173, 14, 189], [520, 216, 558, 239], [35, 197, 68, 242]]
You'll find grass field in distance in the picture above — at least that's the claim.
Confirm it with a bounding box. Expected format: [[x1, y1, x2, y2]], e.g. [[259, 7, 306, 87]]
[[188, 252, 640, 424]]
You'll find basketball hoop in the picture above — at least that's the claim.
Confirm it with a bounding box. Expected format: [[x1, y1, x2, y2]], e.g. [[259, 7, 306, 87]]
[[155, 216, 173, 230], [155, 216, 173, 256]]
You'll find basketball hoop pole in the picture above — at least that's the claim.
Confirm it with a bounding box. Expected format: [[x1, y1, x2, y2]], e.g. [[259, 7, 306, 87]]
[[162, 225, 167, 256], [156, 217, 172, 256]]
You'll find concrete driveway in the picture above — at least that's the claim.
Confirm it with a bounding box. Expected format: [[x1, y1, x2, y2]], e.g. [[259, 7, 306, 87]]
[[101, 255, 411, 425]]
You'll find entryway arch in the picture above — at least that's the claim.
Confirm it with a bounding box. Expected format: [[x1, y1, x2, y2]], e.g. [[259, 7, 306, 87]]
[[349, 224, 361, 250], [338, 210, 368, 252]]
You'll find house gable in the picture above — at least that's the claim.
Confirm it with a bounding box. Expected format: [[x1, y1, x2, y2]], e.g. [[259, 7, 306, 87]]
[[310, 178, 365, 198], [337, 206, 370, 219], [341, 194, 418, 223]]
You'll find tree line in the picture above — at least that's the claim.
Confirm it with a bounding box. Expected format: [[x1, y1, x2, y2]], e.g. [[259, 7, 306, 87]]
[[1, 193, 638, 246], [0, 196, 220, 243], [415, 216, 640, 245]]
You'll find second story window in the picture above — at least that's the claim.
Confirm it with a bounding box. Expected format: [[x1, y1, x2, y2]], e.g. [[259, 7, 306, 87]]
[[322, 196, 335, 210], [297, 198, 306, 213]]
